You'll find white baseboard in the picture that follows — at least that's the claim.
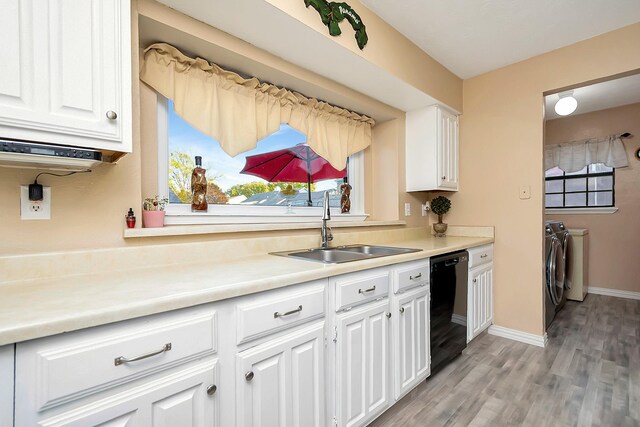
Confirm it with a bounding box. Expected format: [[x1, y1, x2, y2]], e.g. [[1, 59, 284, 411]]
[[488, 325, 548, 348], [451, 314, 467, 327], [587, 287, 640, 301]]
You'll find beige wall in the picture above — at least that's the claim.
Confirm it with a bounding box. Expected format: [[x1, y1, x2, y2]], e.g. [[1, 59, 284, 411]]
[[545, 102, 640, 293], [265, 0, 463, 112], [448, 23, 640, 336]]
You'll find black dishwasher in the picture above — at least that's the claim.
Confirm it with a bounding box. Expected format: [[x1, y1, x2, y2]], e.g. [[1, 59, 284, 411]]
[[429, 250, 469, 376]]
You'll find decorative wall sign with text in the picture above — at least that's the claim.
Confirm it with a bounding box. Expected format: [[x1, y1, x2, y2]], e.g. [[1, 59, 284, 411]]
[[304, 0, 368, 49]]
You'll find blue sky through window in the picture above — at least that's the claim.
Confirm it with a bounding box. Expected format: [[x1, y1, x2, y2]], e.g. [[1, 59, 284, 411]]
[[167, 101, 341, 195]]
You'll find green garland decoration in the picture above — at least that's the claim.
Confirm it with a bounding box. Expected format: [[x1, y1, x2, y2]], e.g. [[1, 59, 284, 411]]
[[304, 0, 369, 49]]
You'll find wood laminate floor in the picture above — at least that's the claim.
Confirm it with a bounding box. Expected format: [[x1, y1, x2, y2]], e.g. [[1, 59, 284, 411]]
[[370, 294, 640, 426]]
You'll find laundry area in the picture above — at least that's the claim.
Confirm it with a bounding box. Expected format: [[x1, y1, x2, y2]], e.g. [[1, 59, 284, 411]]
[[543, 74, 640, 329]]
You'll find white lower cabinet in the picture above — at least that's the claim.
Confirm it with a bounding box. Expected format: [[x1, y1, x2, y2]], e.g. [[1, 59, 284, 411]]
[[468, 262, 494, 341], [236, 321, 325, 427], [0, 345, 14, 427], [392, 287, 430, 400], [37, 360, 218, 427], [335, 300, 390, 427]]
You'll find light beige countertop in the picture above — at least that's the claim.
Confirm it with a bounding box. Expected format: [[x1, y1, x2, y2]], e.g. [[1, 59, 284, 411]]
[[0, 227, 493, 346]]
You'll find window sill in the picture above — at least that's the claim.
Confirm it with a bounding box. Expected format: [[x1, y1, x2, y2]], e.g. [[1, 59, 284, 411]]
[[123, 220, 407, 239], [545, 207, 618, 215]]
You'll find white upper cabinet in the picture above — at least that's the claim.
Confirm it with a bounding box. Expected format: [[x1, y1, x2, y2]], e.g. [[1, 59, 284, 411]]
[[0, 0, 132, 152], [405, 104, 459, 192]]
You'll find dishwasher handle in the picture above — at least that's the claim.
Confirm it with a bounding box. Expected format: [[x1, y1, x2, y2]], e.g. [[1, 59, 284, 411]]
[[444, 258, 460, 267]]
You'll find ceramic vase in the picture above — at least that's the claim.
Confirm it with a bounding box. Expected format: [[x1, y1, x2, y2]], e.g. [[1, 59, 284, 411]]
[[142, 210, 165, 228], [433, 222, 448, 237]]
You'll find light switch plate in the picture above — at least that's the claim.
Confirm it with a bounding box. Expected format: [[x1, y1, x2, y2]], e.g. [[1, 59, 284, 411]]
[[404, 202, 411, 216], [21, 186, 51, 220], [519, 186, 531, 200]]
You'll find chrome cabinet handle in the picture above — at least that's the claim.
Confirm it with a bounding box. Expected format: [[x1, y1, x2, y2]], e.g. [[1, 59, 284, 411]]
[[409, 273, 422, 280], [473, 279, 477, 283], [399, 307, 405, 314], [245, 371, 254, 381], [106, 110, 118, 120], [480, 254, 488, 258], [114, 343, 171, 366], [358, 286, 376, 294], [207, 384, 217, 395], [386, 312, 392, 319], [442, 176, 446, 180], [274, 305, 302, 318]]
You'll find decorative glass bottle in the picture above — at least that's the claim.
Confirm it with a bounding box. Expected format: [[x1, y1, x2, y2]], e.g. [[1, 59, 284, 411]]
[[191, 156, 208, 212]]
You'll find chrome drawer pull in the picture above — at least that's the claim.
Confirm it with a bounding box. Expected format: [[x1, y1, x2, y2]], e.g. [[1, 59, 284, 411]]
[[358, 286, 376, 294], [480, 254, 488, 258], [114, 343, 171, 366], [400, 307, 405, 314], [274, 305, 302, 318], [410, 273, 422, 280]]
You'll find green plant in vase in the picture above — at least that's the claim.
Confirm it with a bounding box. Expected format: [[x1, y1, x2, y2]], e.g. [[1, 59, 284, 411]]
[[431, 195, 451, 237]]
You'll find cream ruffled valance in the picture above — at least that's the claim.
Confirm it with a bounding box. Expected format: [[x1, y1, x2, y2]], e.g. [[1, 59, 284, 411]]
[[544, 136, 629, 173], [140, 43, 375, 169]]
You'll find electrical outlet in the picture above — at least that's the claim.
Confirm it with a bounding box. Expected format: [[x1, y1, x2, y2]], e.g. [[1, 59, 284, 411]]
[[421, 202, 430, 216], [21, 186, 51, 220], [404, 202, 411, 216], [519, 185, 531, 200]]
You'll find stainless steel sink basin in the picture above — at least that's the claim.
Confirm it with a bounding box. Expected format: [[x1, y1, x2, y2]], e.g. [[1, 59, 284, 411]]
[[336, 245, 420, 256], [271, 244, 422, 264]]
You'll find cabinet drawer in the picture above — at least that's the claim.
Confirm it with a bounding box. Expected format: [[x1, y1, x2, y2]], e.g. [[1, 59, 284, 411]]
[[394, 260, 430, 294], [236, 283, 325, 345], [16, 309, 217, 411], [334, 269, 390, 312], [468, 244, 493, 268]]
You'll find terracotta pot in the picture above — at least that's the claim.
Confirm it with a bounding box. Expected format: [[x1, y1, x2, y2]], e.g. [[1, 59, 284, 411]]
[[433, 222, 448, 237], [142, 210, 165, 228]]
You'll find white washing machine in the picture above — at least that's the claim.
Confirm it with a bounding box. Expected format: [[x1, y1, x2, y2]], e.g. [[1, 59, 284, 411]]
[[545, 224, 565, 329]]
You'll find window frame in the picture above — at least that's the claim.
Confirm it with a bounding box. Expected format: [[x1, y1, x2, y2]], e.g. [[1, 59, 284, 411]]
[[156, 97, 367, 224], [544, 164, 615, 210]]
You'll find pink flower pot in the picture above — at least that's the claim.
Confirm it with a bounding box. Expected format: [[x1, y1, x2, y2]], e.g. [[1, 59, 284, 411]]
[[142, 210, 165, 228]]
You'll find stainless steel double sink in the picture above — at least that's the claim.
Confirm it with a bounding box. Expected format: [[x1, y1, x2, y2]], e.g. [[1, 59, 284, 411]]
[[270, 244, 422, 264]]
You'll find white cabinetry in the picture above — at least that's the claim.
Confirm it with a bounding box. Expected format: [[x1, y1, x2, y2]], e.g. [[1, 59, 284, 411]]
[[468, 245, 494, 341], [0, 345, 14, 427], [236, 322, 325, 427], [15, 306, 218, 426], [392, 287, 430, 400], [406, 104, 459, 191], [35, 360, 218, 427], [335, 300, 390, 427], [0, 0, 132, 152]]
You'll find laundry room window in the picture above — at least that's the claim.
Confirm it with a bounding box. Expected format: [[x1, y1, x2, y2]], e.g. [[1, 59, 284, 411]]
[[156, 97, 366, 224], [544, 164, 615, 209]]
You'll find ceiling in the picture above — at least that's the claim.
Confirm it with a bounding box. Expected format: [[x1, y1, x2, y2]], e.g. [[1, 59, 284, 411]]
[[544, 73, 640, 120], [360, 0, 640, 79]]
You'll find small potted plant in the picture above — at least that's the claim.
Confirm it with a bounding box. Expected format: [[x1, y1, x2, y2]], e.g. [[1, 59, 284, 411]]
[[142, 196, 168, 228], [431, 195, 451, 237]]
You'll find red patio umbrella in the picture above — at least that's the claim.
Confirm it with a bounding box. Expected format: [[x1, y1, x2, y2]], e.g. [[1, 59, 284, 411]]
[[240, 144, 346, 207]]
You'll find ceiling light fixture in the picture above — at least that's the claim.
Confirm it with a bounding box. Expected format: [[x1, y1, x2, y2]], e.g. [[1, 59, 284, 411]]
[[554, 90, 577, 116]]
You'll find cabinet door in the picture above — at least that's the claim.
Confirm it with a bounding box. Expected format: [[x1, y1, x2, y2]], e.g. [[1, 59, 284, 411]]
[[236, 322, 325, 427], [437, 108, 459, 190], [0, 345, 14, 427], [0, 0, 131, 152], [336, 300, 390, 427], [34, 360, 218, 427], [393, 288, 430, 400], [468, 263, 493, 341]]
